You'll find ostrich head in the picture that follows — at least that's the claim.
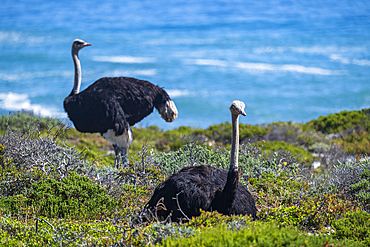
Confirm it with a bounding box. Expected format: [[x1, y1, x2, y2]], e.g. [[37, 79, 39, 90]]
[[229, 100, 246, 116], [72, 39, 91, 52]]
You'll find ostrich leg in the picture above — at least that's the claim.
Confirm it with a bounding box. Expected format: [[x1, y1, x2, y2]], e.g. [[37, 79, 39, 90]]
[[113, 144, 129, 168], [120, 147, 129, 168]]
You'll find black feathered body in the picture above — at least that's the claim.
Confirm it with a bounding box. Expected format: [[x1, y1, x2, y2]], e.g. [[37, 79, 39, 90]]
[[143, 165, 257, 222], [64, 77, 173, 137]]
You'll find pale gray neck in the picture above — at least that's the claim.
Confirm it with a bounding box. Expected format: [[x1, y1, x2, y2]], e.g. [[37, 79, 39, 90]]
[[230, 113, 239, 170], [71, 49, 81, 95]]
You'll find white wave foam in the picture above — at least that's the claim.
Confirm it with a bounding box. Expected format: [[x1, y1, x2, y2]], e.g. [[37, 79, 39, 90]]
[[172, 38, 217, 45], [185, 58, 343, 75], [235, 62, 343, 75], [185, 59, 228, 67], [110, 69, 157, 77], [143, 38, 216, 46], [291, 46, 338, 55], [0, 31, 46, 45], [253, 46, 287, 54], [0, 92, 65, 118], [280, 64, 338, 75], [330, 54, 370, 67], [0, 71, 73, 82], [166, 89, 190, 98], [254, 46, 367, 55], [253, 46, 338, 55], [235, 62, 275, 71], [329, 54, 351, 64], [353, 59, 370, 66], [92, 55, 155, 64]]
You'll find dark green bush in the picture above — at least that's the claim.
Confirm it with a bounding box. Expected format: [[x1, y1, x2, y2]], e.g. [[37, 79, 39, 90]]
[[332, 210, 370, 246], [160, 222, 362, 247], [306, 108, 370, 134], [350, 169, 370, 211], [255, 140, 315, 165], [338, 130, 370, 155], [0, 112, 63, 133], [0, 172, 118, 219]]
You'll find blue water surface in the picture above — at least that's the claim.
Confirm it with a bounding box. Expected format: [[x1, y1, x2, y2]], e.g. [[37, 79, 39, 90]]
[[1, 0, 369, 129]]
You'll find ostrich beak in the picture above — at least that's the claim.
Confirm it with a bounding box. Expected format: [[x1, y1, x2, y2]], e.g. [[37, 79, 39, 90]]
[[239, 109, 247, 116], [84, 43, 92, 47]]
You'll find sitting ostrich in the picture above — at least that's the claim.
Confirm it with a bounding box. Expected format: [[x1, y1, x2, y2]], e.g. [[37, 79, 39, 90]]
[[64, 39, 178, 167], [140, 100, 257, 222]]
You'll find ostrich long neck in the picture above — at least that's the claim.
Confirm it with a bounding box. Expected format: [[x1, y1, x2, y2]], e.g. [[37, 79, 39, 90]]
[[210, 111, 240, 214], [230, 113, 239, 170], [71, 49, 82, 95]]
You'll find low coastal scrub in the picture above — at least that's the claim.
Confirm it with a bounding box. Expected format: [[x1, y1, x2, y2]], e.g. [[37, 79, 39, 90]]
[[331, 210, 370, 246], [306, 108, 370, 134], [0, 108, 369, 246], [305, 108, 370, 156], [0, 171, 119, 219], [161, 222, 362, 247]]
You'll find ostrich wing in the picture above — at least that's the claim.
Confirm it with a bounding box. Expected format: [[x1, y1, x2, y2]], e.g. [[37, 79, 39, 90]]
[[64, 91, 129, 136], [86, 77, 165, 126]]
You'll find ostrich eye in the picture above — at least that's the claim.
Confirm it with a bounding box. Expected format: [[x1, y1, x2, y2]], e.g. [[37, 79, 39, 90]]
[[74, 41, 83, 47]]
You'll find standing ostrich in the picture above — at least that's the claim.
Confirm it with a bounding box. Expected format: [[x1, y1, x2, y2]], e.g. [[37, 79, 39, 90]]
[[141, 100, 257, 222], [63, 39, 178, 167]]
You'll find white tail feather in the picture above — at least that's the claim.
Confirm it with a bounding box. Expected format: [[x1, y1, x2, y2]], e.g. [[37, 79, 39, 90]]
[[103, 128, 133, 149]]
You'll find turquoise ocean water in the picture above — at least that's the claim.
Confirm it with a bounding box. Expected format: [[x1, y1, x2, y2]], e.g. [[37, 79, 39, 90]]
[[1, 0, 370, 129]]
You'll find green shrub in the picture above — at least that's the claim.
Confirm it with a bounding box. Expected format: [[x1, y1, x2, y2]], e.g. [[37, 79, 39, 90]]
[[203, 122, 269, 145], [349, 169, 370, 211], [157, 143, 230, 175], [0, 145, 47, 197], [157, 142, 301, 180], [265, 194, 357, 230], [160, 222, 362, 247], [267, 205, 312, 227], [145, 223, 196, 246], [336, 130, 370, 155], [306, 109, 370, 134], [255, 140, 315, 165], [0, 112, 63, 134], [185, 210, 252, 230], [0, 216, 133, 246], [332, 210, 370, 246], [0, 172, 118, 219], [250, 172, 305, 209], [251, 171, 358, 231], [0, 126, 86, 197], [131, 125, 200, 154], [327, 159, 370, 212]]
